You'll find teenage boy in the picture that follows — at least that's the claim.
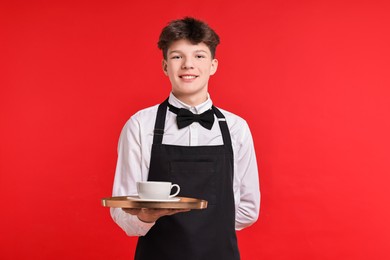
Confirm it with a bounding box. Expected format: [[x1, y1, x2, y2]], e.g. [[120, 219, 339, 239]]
[[111, 17, 260, 260]]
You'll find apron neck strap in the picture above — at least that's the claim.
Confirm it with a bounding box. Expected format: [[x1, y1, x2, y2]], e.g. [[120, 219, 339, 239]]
[[152, 98, 169, 144], [212, 106, 232, 148], [153, 98, 233, 149]]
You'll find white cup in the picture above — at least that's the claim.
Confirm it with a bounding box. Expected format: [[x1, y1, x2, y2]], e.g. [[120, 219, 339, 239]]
[[136, 181, 180, 200]]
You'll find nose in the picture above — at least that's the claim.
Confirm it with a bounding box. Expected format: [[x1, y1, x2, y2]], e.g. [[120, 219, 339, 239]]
[[181, 57, 194, 70]]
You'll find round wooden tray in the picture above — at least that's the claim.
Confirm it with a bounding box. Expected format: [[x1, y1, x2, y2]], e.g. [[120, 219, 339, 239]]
[[101, 196, 208, 209]]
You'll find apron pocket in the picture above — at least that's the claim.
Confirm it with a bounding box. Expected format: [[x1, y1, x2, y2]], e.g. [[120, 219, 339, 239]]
[[170, 161, 217, 205]]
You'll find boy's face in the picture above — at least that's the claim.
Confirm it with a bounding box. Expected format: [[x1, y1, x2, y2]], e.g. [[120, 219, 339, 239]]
[[162, 39, 218, 105]]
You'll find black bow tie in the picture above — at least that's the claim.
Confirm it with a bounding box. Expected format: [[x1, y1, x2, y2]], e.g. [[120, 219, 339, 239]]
[[168, 103, 215, 130]]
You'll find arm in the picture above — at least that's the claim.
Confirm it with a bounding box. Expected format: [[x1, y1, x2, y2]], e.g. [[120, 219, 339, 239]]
[[234, 121, 261, 230], [110, 115, 189, 236], [110, 116, 156, 236]]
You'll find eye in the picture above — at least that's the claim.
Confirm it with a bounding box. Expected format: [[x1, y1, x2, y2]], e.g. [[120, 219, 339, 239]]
[[196, 55, 205, 59], [170, 55, 181, 59]]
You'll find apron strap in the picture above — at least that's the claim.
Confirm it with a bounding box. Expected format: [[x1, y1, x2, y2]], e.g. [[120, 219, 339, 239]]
[[152, 98, 169, 145], [212, 106, 233, 153], [152, 98, 233, 153]]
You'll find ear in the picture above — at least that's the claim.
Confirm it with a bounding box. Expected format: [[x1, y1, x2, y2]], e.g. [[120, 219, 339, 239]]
[[210, 59, 218, 76], [162, 59, 168, 76]]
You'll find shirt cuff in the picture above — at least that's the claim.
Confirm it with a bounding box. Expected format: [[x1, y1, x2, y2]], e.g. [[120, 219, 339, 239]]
[[133, 215, 155, 235]]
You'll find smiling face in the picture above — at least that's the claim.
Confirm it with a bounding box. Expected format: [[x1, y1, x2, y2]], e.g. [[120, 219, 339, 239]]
[[162, 39, 218, 106]]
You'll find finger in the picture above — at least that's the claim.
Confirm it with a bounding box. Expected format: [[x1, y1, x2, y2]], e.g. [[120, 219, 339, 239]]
[[139, 208, 179, 217], [164, 209, 191, 215], [122, 208, 141, 215]]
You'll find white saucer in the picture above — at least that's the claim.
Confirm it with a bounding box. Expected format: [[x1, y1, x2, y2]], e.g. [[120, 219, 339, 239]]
[[130, 196, 181, 202]]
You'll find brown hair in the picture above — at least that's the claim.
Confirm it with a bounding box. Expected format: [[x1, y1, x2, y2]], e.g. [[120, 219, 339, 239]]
[[158, 17, 220, 60]]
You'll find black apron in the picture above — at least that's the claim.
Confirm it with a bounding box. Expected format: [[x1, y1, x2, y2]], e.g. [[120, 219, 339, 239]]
[[135, 99, 240, 260]]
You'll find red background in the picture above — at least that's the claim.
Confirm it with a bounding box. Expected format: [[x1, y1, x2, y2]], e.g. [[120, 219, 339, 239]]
[[1, 1, 390, 259]]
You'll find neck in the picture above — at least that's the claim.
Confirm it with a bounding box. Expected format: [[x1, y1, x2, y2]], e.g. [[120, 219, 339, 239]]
[[172, 92, 208, 107]]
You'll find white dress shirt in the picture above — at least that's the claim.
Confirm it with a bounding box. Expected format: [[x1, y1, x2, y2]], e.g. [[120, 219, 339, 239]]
[[111, 93, 260, 236]]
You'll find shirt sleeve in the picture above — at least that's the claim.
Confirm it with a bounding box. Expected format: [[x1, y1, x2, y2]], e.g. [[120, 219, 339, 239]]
[[234, 121, 261, 230], [110, 116, 155, 236]]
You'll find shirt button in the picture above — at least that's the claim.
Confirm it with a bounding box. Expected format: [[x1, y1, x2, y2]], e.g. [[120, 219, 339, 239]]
[[191, 124, 197, 129]]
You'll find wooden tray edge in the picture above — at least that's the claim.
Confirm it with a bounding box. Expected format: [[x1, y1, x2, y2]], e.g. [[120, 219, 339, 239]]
[[101, 196, 208, 210]]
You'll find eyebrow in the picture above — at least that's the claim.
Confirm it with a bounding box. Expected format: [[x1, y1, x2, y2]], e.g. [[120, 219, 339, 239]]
[[168, 50, 209, 55]]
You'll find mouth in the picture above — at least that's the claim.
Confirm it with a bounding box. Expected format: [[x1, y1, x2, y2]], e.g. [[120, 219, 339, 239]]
[[179, 75, 198, 80]]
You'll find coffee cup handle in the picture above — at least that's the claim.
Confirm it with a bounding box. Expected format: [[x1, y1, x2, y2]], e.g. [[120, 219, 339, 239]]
[[169, 184, 180, 198]]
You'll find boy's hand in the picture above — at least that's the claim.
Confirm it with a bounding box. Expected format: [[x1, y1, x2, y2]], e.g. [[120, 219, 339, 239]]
[[122, 208, 190, 223]]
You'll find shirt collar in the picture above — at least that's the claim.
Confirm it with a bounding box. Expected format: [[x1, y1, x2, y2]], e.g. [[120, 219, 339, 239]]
[[168, 93, 213, 114]]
